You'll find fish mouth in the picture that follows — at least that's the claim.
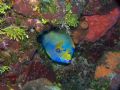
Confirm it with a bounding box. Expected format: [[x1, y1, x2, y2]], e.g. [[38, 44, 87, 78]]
[[59, 59, 71, 64], [60, 58, 72, 64]]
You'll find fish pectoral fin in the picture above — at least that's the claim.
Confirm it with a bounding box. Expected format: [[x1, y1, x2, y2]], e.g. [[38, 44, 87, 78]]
[[62, 51, 71, 60]]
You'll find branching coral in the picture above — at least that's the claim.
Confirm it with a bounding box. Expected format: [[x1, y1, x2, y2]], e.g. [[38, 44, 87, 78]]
[[0, 2, 11, 25], [64, 2, 79, 27], [0, 66, 10, 74], [64, 10, 79, 27], [39, 1, 79, 27], [0, 25, 28, 41], [40, 0, 57, 14], [61, 2, 79, 27], [0, 3, 11, 14]]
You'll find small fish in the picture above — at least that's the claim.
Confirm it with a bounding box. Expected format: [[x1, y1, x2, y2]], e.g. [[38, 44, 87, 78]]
[[37, 30, 75, 64]]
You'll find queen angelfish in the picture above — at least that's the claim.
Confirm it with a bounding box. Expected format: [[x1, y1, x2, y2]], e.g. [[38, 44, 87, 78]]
[[37, 31, 75, 64]]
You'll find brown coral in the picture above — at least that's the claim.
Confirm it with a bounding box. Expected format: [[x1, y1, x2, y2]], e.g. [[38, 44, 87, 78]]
[[72, 19, 88, 44], [13, 0, 40, 17]]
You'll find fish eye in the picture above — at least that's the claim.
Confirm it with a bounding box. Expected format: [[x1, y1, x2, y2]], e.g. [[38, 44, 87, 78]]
[[56, 48, 61, 53], [63, 48, 66, 51], [68, 52, 72, 54]]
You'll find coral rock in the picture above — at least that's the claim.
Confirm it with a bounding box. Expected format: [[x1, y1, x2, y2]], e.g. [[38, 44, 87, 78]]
[[0, 84, 20, 90], [110, 75, 120, 90], [25, 19, 44, 32], [13, 0, 40, 17], [23, 61, 56, 83], [83, 0, 117, 15], [8, 40, 21, 53], [23, 78, 61, 90]]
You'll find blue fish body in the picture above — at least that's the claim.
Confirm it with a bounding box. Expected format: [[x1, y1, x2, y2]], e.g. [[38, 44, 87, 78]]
[[38, 31, 75, 64]]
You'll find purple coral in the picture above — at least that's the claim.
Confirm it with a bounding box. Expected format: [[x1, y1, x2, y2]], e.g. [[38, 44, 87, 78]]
[[0, 41, 8, 50]]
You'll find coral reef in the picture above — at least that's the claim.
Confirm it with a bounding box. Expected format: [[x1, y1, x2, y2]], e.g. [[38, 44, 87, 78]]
[[0, 0, 120, 90], [13, 0, 40, 17], [0, 3, 11, 14], [23, 78, 61, 90]]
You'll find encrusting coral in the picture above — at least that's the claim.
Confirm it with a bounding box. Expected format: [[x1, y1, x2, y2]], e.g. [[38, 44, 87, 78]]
[[85, 8, 120, 42], [95, 51, 120, 79]]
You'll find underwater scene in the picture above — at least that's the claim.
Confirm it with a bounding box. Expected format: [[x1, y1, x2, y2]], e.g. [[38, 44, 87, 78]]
[[0, 0, 120, 90]]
